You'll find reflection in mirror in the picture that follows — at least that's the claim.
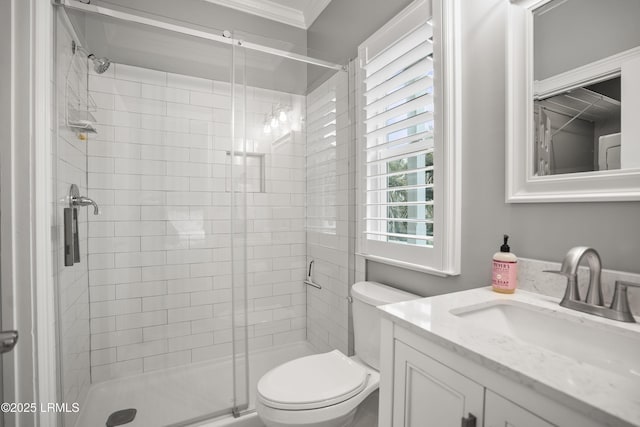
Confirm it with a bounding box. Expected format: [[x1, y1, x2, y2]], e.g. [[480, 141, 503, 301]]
[[533, 0, 640, 176], [534, 77, 621, 176]]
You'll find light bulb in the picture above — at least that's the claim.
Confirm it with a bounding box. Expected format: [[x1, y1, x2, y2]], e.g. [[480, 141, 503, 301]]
[[263, 123, 271, 134], [279, 110, 287, 122], [270, 116, 279, 128]]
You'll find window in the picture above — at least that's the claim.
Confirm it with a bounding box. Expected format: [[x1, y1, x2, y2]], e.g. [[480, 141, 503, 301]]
[[357, 0, 460, 275]]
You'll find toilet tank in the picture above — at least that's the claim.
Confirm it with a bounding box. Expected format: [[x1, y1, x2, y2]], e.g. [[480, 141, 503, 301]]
[[351, 281, 420, 370]]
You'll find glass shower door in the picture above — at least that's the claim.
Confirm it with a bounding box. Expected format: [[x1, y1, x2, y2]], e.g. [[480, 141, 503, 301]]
[[225, 29, 345, 414], [229, 33, 250, 416]]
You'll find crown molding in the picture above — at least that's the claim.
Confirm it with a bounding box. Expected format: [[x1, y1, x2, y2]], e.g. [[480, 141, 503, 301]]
[[202, 0, 307, 29]]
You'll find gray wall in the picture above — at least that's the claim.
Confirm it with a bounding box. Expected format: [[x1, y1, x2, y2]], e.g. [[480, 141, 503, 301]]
[[308, 0, 413, 63], [534, 0, 640, 80], [306, 0, 413, 90], [308, 0, 640, 297]]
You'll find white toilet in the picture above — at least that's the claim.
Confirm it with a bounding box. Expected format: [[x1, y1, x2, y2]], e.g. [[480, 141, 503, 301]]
[[256, 281, 420, 427]]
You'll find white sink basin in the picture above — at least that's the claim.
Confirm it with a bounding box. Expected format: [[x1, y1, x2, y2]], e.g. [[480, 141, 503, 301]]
[[451, 300, 640, 379]]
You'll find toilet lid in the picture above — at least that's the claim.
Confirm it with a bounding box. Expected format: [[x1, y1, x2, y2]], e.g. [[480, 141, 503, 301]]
[[257, 350, 369, 410]]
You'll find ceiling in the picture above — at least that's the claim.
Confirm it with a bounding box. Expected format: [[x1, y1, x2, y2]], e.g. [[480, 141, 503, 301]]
[[67, 8, 313, 95], [201, 0, 332, 29]]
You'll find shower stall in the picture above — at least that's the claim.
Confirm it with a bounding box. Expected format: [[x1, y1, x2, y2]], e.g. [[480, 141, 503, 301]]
[[51, 1, 354, 426]]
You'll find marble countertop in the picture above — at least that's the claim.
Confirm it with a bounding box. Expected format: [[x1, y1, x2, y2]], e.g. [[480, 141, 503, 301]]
[[378, 287, 640, 427]]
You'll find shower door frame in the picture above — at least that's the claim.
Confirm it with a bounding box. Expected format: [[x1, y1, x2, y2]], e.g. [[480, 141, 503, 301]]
[[7, 0, 59, 426]]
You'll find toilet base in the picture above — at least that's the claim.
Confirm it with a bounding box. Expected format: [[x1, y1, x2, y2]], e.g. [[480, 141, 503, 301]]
[[257, 404, 357, 427]]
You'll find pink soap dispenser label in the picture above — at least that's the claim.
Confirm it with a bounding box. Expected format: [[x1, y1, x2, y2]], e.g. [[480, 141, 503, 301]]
[[492, 260, 517, 292]]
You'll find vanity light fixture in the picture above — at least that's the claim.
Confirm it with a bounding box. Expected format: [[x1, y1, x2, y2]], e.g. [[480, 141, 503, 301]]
[[263, 104, 292, 134]]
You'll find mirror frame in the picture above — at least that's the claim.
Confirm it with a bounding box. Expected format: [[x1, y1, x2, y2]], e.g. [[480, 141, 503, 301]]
[[506, 0, 640, 203]]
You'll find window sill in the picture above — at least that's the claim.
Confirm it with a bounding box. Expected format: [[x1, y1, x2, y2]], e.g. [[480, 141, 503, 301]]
[[357, 253, 457, 277]]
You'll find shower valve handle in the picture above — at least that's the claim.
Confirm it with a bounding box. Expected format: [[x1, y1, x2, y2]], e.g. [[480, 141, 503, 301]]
[[72, 196, 101, 215], [69, 184, 101, 215]]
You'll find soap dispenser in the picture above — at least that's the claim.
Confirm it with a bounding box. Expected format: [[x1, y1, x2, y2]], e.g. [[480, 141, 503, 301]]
[[492, 234, 518, 294]]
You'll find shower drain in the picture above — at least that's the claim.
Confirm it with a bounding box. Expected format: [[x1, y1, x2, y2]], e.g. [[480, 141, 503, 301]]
[[106, 408, 137, 426]]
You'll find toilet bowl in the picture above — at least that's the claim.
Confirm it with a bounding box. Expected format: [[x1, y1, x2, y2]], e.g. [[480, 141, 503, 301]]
[[256, 281, 419, 427]]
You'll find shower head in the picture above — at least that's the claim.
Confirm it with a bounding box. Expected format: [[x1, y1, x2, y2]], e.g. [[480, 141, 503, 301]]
[[87, 53, 111, 74], [72, 41, 111, 74]]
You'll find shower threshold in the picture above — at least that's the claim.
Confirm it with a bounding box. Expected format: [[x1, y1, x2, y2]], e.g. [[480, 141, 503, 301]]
[[76, 341, 316, 427]]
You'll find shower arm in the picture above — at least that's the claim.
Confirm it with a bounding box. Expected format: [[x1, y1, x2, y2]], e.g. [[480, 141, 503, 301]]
[[71, 40, 88, 57]]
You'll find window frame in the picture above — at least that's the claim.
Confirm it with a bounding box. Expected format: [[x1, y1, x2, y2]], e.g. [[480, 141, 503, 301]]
[[355, 0, 461, 276]]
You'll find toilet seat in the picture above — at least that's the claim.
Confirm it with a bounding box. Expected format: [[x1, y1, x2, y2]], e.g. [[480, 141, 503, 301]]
[[257, 350, 369, 410]]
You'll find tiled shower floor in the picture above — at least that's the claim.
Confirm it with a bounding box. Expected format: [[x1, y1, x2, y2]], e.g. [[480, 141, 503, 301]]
[[76, 341, 316, 427]]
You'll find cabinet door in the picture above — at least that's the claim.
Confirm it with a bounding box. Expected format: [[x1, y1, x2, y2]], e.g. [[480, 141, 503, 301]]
[[392, 341, 484, 427], [485, 390, 555, 427]]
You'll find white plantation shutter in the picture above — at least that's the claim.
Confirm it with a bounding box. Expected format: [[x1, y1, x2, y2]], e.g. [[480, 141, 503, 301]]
[[357, 0, 460, 275]]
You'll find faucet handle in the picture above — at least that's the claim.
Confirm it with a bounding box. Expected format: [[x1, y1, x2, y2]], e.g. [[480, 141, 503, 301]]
[[615, 280, 640, 289], [543, 270, 580, 303], [610, 281, 640, 323], [68, 184, 101, 215], [71, 195, 101, 215]]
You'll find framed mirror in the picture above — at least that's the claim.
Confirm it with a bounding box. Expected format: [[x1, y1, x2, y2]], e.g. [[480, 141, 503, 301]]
[[507, 0, 640, 202]]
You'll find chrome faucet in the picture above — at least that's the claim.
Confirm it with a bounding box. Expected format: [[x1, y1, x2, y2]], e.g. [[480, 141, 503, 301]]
[[554, 246, 603, 306], [546, 247, 638, 322], [72, 195, 101, 215]]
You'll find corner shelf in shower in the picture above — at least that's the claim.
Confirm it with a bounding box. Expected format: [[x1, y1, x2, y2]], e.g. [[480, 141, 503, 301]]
[[64, 47, 98, 134]]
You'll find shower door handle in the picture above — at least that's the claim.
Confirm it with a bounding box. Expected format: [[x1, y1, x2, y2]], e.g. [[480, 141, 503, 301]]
[[0, 330, 18, 354]]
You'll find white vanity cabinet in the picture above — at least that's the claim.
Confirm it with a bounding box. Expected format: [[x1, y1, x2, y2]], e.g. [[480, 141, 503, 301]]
[[391, 340, 484, 426], [379, 318, 601, 427]]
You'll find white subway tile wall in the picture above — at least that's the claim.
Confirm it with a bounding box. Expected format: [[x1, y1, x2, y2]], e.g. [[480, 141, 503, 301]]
[[86, 63, 307, 382], [53, 14, 91, 427], [305, 70, 355, 354]]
